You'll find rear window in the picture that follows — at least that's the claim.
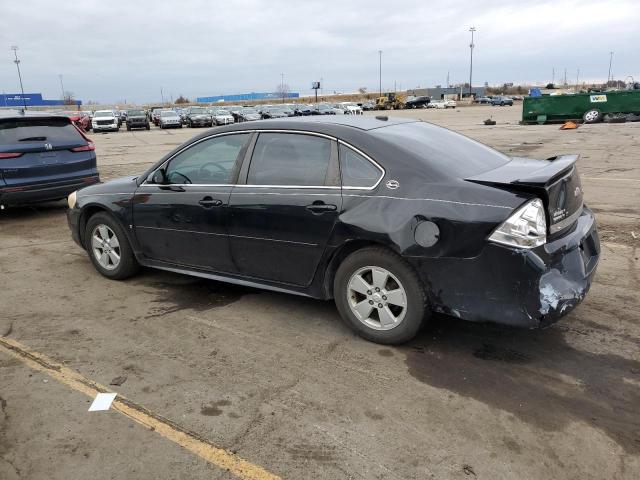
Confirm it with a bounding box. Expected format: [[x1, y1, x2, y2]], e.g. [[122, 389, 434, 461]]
[[0, 117, 84, 145], [372, 122, 509, 177]]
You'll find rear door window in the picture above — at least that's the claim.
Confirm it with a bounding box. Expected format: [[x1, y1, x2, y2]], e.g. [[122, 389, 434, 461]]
[[339, 144, 382, 188], [0, 117, 84, 145], [247, 133, 332, 186]]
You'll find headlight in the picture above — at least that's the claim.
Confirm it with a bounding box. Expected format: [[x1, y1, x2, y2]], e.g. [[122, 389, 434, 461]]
[[67, 190, 77, 209], [488, 198, 546, 248]]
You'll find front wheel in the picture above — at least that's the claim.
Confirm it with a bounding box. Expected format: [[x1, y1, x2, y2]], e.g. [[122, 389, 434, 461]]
[[85, 212, 139, 280], [333, 247, 428, 344]]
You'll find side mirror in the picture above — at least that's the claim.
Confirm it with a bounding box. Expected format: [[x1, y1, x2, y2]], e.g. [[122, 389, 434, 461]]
[[151, 168, 168, 184]]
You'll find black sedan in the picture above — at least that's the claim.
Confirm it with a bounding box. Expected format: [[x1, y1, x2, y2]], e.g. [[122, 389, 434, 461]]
[[66, 116, 599, 344]]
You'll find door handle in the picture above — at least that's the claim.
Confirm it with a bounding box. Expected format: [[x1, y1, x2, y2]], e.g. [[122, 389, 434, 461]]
[[306, 202, 337, 213], [198, 196, 223, 208]]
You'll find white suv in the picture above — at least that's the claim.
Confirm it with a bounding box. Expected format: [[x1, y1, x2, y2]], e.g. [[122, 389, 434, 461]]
[[92, 110, 119, 132]]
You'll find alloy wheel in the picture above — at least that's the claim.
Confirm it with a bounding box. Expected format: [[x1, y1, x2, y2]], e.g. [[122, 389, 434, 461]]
[[347, 266, 407, 330], [91, 224, 121, 271]]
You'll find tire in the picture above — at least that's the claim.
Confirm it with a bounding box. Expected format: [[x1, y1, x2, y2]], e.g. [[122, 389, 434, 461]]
[[84, 212, 139, 280], [126, 125, 131, 131], [146, 124, 150, 130], [333, 247, 428, 344], [583, 109, 603, 124]]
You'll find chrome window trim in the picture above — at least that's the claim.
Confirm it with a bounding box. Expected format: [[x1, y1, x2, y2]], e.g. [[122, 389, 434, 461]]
[[337, 140, 386, 191], [141, 129, 386, 191]]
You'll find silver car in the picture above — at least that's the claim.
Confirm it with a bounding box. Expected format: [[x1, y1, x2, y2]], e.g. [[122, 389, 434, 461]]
[[159, 110, 182, 129], [211, 110, 235, 125]]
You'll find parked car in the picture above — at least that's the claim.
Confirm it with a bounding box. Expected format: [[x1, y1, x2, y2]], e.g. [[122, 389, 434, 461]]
[[211, 110, 235, 125], [236, 108, 261, 122], [66, 116, 599, 344], [150, 108, 165, 126], [491, 96, 514, 106], [66, 111, 92, 131], [159, 110, 183, 129], [0, 110, 99, 208], [261, 107, 288, 119], [361, 101, 376, 111], [475, 96, 493, 104], [125, 109, 150, 131], [341, 103, 363, 115], [427, 100, 456, 109], [185, 107, 213, 127], [314, 104, 337, 115], [91, 110, 120, 132], [405, 96, 431, 109], [293, 104, 314, 116]]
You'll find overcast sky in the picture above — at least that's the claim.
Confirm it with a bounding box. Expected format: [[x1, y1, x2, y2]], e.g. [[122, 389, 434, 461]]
[[1, 0, 638, 104]]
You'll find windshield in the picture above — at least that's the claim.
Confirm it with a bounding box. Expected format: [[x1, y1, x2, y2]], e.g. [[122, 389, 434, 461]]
[[190, 108, 206, 114], [241, 108, 257, 114], [161, 111, 177, 117], [127, 110, 145, 116], [94, 111, 114, 118], [215, 110, 230, 115], [372, 121, 510, 177]]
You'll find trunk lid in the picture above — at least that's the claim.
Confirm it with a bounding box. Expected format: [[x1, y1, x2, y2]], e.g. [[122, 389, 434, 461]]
[[466, 155, 583, 236]]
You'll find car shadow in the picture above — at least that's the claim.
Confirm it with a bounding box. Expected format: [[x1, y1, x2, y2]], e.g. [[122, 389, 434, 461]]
[[402, 314, 640, 453], [0, 201, 68, 221]]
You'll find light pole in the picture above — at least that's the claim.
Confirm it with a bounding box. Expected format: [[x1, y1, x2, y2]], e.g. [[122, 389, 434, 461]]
[[59, 74, 65, 102], [468, 27, 476, 100], [281, 72, 285, 103], [11, 46, 27, 110], [378, 50, 382, 98], [607, 51, 614, 86]]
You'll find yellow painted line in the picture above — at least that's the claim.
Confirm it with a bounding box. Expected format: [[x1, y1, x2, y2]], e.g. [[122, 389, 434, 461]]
[[0, 336, 280, 480]]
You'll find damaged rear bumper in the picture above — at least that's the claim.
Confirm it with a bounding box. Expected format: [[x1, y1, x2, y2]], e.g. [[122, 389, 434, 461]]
[[408, 206, 600, 328]]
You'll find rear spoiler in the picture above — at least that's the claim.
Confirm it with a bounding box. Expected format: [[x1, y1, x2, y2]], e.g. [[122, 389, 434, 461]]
[[466, 155, 579, 187]]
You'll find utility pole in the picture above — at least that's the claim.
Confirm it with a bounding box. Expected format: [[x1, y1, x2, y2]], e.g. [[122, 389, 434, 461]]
[[281, 72, 284, 104], [564, 68, 567, 86], [575, 68, 580, 92], [58, 74, 65, 101], [160, 87, 164, 105], [469, 27, 476, 100], [378, 50, 382, 98], [607, 51, 614, 86], [11, 46, 27, 110], [552, 67, 555, 85], [446, 71, 450, 88]]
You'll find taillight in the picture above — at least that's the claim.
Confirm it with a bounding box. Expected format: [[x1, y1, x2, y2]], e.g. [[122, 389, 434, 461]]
[[0, 152, 23, 159], [70, 143, 95, 152], [488, 198, 547, 249]]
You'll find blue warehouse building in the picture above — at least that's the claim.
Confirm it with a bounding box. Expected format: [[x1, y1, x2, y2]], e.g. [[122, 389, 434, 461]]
[[0, 93, 82, 107], [197, 91, 299, 103]]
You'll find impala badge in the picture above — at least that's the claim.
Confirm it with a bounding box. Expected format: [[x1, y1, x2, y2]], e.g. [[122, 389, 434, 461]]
[[574, 186, 582, 197], [44, 143, 53, 151], [386, 180, 399, 190]]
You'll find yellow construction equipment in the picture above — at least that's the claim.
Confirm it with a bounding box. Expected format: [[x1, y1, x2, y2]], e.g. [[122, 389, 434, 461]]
[[375, 92, 406, 110]]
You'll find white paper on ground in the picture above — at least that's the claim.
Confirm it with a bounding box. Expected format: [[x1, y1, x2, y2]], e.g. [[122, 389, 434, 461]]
[[88, 392, 117, 412]]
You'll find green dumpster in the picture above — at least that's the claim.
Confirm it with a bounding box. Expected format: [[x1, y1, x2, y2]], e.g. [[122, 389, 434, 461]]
[[522, 90, 640, 124]]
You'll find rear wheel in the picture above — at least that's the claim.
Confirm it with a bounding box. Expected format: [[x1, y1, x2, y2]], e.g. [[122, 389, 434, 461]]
[[583, 109, 603, 124], [333, 247, 428, 344], [85, 212, 139, 280]]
